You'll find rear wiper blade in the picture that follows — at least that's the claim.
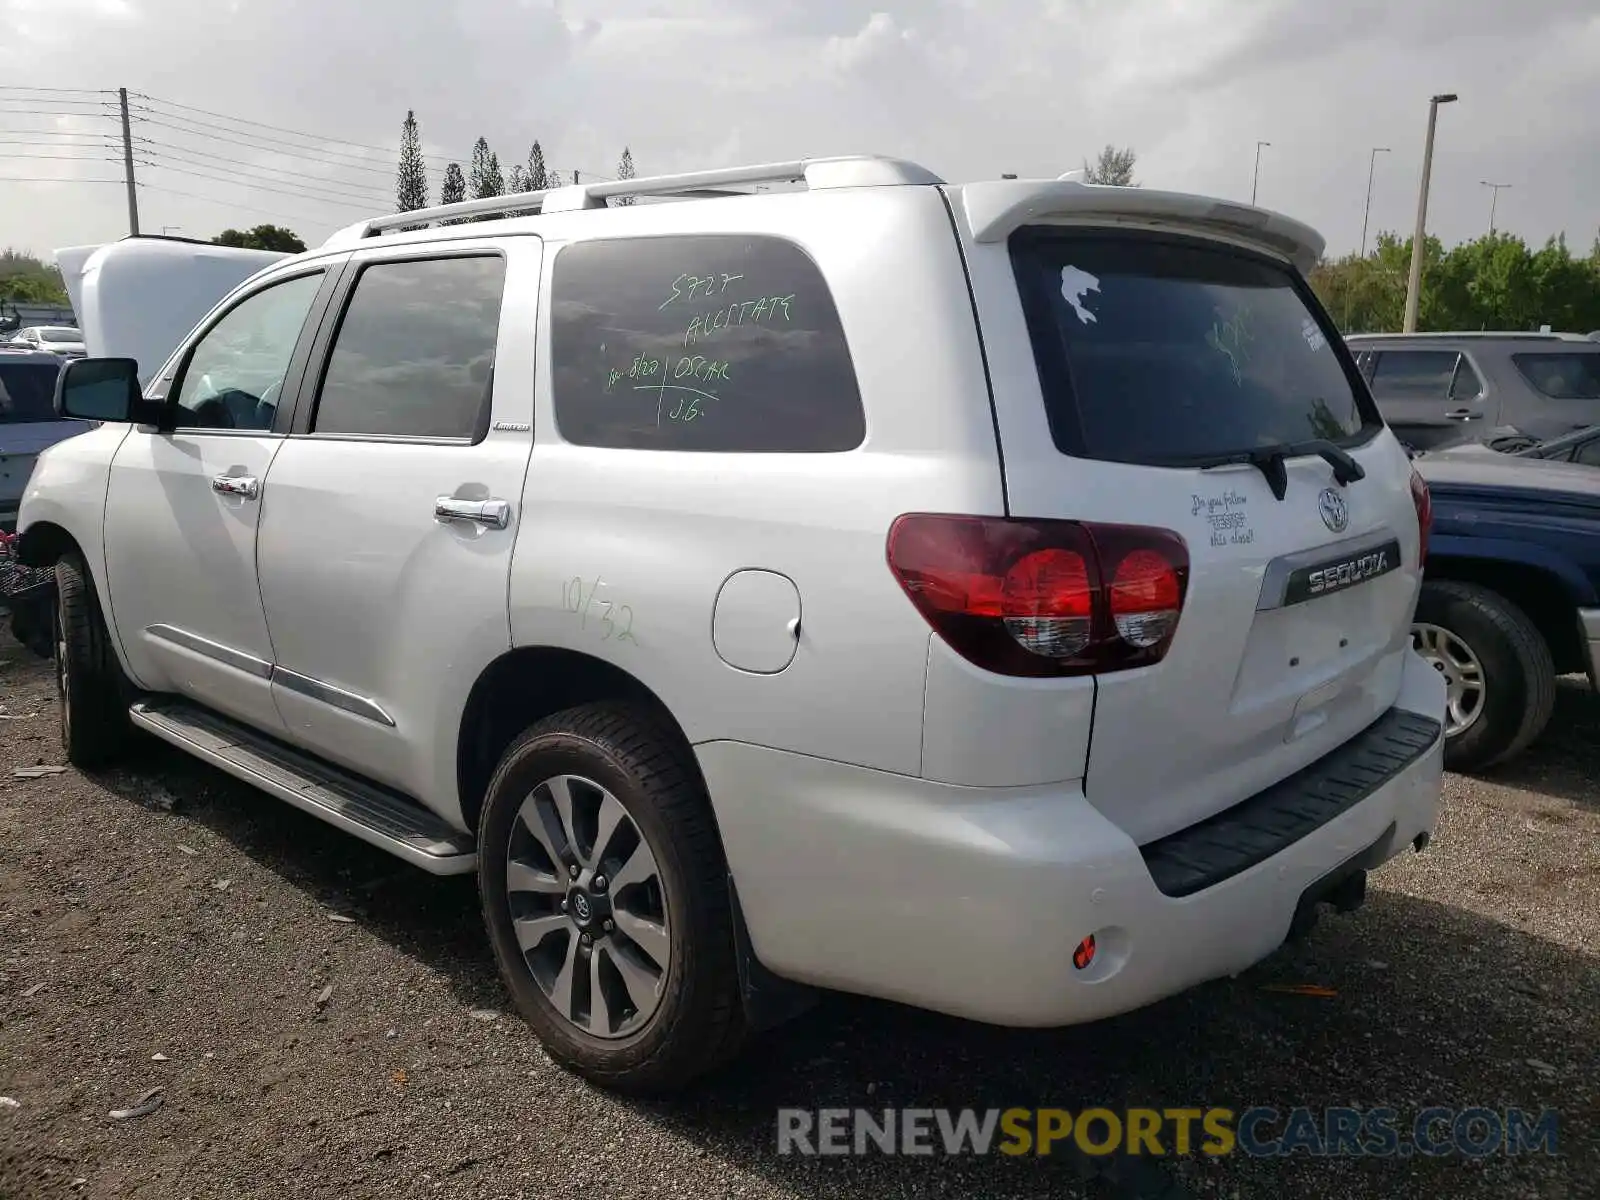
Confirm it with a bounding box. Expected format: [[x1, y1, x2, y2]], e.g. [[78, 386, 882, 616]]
[[1154, 439, 1365, 502]]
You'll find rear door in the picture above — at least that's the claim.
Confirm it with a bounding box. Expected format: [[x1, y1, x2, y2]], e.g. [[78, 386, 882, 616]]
[[0, 357, 75, 528], [1366, 348, 1486, 450], [969, 224, 1424, 844], [255, 238, 534, 808]]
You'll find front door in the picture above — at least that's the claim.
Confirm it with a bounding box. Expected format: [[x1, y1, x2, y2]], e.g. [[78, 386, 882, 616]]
[[255, 240, 537, 813], [103, 267, 334, 733]]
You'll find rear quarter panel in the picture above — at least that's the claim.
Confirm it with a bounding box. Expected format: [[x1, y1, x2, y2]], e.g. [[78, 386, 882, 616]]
[[509, 187, 1005, 774]]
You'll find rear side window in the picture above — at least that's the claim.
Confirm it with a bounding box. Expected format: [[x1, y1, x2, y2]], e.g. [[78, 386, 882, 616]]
[[549, 235, 865, 452], [0, 361, 64, 423], [1368, 351, 1459, 400], [313, 255, 506, 440], [1513, 352, 1600, 401], [1011, 229, 1374, 465]]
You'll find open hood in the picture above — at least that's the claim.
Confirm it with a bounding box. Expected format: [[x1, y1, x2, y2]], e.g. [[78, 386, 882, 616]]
[[53, 237, 289, 386]]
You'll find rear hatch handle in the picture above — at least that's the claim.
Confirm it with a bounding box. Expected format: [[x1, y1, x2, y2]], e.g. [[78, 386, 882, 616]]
[[1156, 439, 1365, 501]]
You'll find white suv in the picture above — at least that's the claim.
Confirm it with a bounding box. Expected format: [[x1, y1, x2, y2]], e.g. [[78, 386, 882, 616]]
[[19, 157, 1446, 1093]]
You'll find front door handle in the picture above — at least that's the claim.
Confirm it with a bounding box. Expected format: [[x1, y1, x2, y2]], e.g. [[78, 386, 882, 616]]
[[212, 474, 259, 499], [435, 497, 510, 529], [1444, 409, 1482, 421]]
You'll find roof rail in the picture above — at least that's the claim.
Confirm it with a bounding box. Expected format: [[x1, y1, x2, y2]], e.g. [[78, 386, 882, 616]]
[[322, 154, 942, 247]]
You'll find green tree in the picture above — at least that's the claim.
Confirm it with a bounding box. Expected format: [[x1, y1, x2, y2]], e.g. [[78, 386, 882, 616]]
[[211, 225, 306, 253], [1083, 144, 1137, 186], [508, 165, 529, 193], [469, 138, 505, 220], [525, 142, 547, 191], [0, 249, 69, 305], [612, 146, 636, 206], [441, 162, 466, 205], [396, 109, 429, 212]]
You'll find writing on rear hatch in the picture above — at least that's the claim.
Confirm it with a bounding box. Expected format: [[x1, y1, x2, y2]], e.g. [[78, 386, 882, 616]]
[[1192, 489, 1255, 547]]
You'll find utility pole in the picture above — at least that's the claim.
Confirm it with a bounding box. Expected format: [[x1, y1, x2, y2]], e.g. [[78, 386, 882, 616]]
[[1480, 180, 1510, 236], [1402, 93, 1457, 333], [118, 87, 139, 236], [1251, 141, 1270, 205], [1360, 147, 1390, 257]]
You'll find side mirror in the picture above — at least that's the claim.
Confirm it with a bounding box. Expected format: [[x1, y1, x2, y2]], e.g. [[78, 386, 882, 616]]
[[54, 358, 162, 425]]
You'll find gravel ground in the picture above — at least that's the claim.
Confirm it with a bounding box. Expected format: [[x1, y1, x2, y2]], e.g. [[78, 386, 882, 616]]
[[0, 634, 1595, 1200]]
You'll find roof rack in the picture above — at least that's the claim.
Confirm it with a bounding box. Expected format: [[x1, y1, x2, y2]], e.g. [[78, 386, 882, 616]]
[[322, 155, 942, 247]]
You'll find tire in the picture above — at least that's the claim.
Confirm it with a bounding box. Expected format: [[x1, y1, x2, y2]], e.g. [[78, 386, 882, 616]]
[[54, 552, 135, 768], [1412, 580, 1556, 772], [477, 701, 745, 1094]]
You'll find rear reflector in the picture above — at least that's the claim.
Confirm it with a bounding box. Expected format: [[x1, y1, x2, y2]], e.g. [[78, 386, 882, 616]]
[[1072, 935, 1097, 970], [886, 514, 1190, 678]]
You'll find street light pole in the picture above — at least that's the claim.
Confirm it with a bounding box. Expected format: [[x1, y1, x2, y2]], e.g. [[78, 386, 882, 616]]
[[1402, 93, 1457, 334], [1251, 141, 1270, 205], [1360, 147, 1390, 257], [1480, 181, 1510, 236]]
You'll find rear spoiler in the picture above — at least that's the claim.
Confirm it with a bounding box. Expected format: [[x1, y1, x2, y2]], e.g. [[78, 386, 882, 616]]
[[956, 181, 1325, 275]]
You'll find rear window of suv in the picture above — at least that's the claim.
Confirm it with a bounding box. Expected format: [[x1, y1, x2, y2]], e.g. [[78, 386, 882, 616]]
[[1513, 351, 1600, 400], [1010, 229, 1375, 465]]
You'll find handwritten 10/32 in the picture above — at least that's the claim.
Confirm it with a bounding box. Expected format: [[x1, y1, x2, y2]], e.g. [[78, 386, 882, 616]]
[[597, 270, 798, 425], [562, 575, 637, 644]]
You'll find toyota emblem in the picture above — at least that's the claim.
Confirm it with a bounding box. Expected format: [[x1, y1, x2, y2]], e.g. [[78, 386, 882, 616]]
[[572, 893, 592, 921], [1318, 487, 1349, 533]]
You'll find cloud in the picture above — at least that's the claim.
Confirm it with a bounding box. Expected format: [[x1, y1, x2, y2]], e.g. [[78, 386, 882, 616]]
[[0, 0, 1595, 271]]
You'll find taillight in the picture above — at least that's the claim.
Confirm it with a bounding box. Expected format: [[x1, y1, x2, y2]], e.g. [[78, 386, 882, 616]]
[[885, 514, 1189, 678], [1409, 468, 1432, 567]]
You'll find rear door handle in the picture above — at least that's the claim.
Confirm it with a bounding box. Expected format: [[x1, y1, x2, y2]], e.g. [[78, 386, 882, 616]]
[[211, 474, 259, 499], [1445, 409, 1482, 421], [435, 497, 510, 529]]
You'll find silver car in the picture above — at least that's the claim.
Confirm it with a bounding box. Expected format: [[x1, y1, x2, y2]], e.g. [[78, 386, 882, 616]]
[[8, 325, 86, 359], [1347, 331, 1600, 452], [0, 348, 83, 531]]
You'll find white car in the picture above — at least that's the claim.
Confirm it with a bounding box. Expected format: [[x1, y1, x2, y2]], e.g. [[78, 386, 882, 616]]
[[17, 156, 1446, 1093], [8, 325, 85, 358]]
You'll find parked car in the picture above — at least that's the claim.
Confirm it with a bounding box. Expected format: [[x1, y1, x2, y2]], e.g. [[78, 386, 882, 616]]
[[8, 325, 86, 359], [1411, 448, 1600, 769], [16, 158, 1445, 1093], [1447, 422, 1600, 467], [0, 348, 79, 531], [1346, 331, 1600, 453]]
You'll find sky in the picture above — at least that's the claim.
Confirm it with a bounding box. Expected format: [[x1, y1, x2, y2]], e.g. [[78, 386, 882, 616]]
[[1, 0, 1597, 265]]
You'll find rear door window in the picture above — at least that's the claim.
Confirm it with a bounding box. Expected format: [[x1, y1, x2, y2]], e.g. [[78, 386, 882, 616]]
[[1512, 352, 1600, 401], [0, 361, 66, 423], [311, 255, 506, 441], [1010, 229, 1376, 465], [1365, 350, 1459, 402], [1449, 355, 1484, 399]]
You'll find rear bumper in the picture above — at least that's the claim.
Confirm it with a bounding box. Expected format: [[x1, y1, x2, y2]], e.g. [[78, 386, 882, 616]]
[[701, 648, 1446, 1028]]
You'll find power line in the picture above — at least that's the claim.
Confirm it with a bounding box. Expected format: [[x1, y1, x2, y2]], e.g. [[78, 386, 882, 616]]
[[131, 112, 420, 176], [140, 160, 377, 213], [140, 144, 392, 204], [0, 175, 123, 183], [0, 151, 120, 161], [130, 120, 399, 178], [136, 181, 346, 230], [0, 138, 119, 148], [0, 86, 113, 95], [134, 91, 469, 164]]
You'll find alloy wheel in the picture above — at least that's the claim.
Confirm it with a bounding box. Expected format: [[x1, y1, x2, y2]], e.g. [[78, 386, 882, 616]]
[[1412, 622, 1486, 738], [505, 774, 671, 1039]]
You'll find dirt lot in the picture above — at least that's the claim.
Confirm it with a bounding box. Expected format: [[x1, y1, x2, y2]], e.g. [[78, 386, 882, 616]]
[[0, 634, 1595, 1200]]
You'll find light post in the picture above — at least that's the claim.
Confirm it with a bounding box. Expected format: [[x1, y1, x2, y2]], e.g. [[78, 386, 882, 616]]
[[1402, 93, 1457, 333], [1360, 147, 1390, 257], [1251, 141, 1270, 205], [1480, 181, 1510, 236]]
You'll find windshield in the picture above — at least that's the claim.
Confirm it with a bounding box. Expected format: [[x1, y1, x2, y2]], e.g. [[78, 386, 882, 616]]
[[1010, 229, 1375, 465], [1513, 351, 1600, 401], [0, 361, 66, 423], [38, 327, 80, 342]]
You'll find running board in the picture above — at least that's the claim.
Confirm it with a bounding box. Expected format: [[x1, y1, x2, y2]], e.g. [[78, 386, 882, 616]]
[[128, 698, 477, 875]]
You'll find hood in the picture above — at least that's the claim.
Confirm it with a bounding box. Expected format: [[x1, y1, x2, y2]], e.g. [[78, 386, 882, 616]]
[[1416, 447, 1600, 498], [54, 238, 289, 386]]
